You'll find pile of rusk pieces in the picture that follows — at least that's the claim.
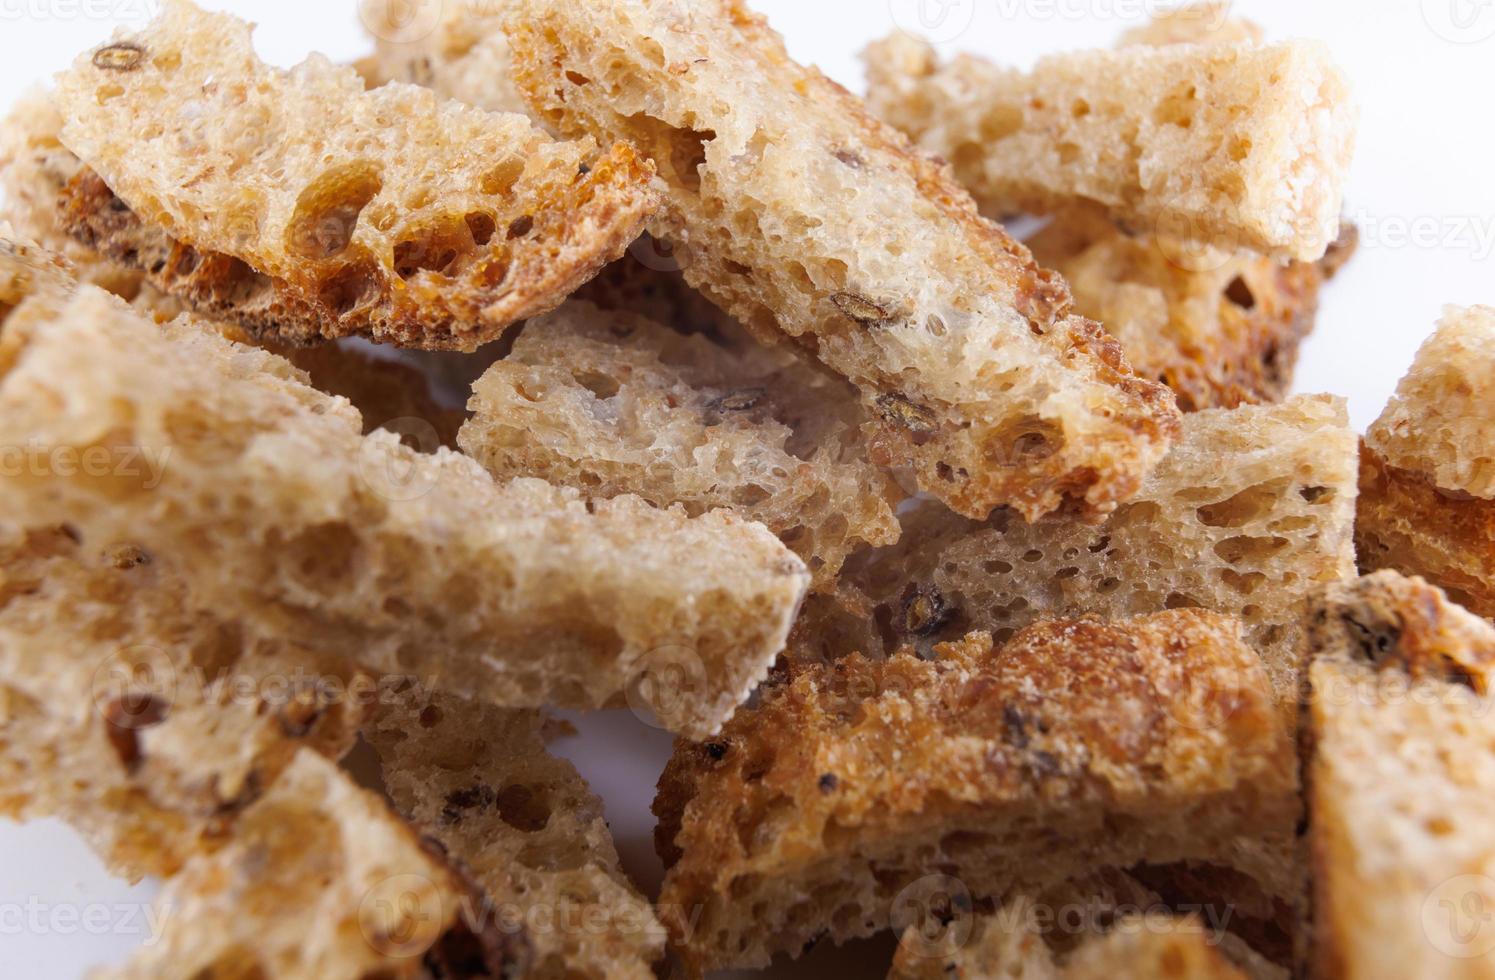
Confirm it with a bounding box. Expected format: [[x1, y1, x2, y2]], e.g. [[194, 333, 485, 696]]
[[1, 0, 1492, 977]]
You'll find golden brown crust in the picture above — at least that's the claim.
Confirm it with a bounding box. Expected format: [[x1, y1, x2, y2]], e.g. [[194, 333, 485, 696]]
[[1357, 446, 1495, 618], [654, 610, 1294, 972], [504, 0, 1181, 521], [53, 1, 659, 351]]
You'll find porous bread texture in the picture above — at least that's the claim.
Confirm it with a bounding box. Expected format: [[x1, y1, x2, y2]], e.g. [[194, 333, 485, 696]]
[[357, 0, 528, 116], [503, 0, 1182, 523], [97, 750, 527, 980], [797, 395, 1358, 714], [863, 34, 1356, 262], [0, 268, 810, 739], [1304, 572, 1495, 979], [53, 0, 658, 351], [0, 525, 366, 880], [459, 300, 901, 591], [1027, 204, 1351, 412], [1117, 3, 1264, 48], [653, 610, 1295, 972], [890, 899, 1250, 980], [366, 694, 665, 979], [1358, 307, 1495, 616], [1365, 306, 1495, 498]]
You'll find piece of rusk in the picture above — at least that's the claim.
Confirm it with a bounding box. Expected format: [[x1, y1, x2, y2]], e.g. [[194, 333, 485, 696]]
[[51, 0, 658, 351], [864, 33, 1356, 263], [0, 523, 366, 881], [356, 0, 529, 116], [796, 394, 1358, 716], [653, 610, 1295, 972], [502, 0, 1181, 523], [0, 240, 810, 739], [366, 693, 666, 978], [95, 751, 527, 979], [459, 300, 901, 591], [1304, 571, 1495, 978], [1357, 306, 1495, 617]]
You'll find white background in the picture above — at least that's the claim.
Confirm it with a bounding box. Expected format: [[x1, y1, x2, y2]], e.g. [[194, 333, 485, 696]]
[[1, 0, 1492, 976]]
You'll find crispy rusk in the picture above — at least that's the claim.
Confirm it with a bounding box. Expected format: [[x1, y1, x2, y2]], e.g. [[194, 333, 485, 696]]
[[1305, 572, 1495, 979], [864, 34, 1355, 263], [653, 611, 1294, 972], [53, 0, 658, 351], [366, 694, 665, 978], [503, 0, 1181, 522], [0, 245, 809, 739], [1358, 307, 1495, 615], [459, 301, 900, 590]]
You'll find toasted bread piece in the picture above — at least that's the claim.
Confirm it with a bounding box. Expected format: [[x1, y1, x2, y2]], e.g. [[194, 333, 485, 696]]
[[797, 395, 1357, 714], [0, 257, 809, 738], [0, 523, 367, 880], [1117, 3, 1264, 48], [459, 301, 901, 590], [97, 751, 526, 980], [653, 610, 1294, 972], [1358, 307, 1495, 615], [1028, 205, 1353, 412], [1305, 572, 1495, 979], [890, 897, 1251, 980], [864, 35, 1356, 262], [357, 0, 528, 115], [366, 694, 665, 978], [53, 0, 658, 351], [503, 0, 1181, 522]]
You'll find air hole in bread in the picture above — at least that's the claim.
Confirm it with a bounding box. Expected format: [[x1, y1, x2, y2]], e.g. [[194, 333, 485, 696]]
[[465, 212, 498, 247], [393, 214, 473, 280], [283, 522, 363, 592], [494, 784, 552, 833], [1196, 479, 1289, 528], [480, 157, 526, 197], [287, 163, 383, 261], [319, 259, 382, 317], [1225, 275, 1256, 310], [1154, 82, 1199, 128], [572, 369, 620, 399]]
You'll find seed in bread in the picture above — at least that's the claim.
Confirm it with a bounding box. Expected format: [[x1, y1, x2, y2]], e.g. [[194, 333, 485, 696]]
[[653, 610, 1294, 972], [0, 250, 810, 739], [52, 0, 659, 351], [1358, 307, 1495, 615], [95, 750, 527, 979], [357, 0, 528, 116], [864, 34, 1356, 263], [502, 0, 1182, 522], [459, 300, 901, 591], [1304, 571, 1495, 979], [1028, 204, 1355, 412], [366, 694, 666, 978], [797, 395, 1357, 715]]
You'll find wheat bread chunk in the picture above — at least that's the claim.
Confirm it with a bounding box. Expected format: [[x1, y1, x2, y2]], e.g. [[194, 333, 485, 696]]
[[797, 395, 1357, 714], [96, 750, 527, 980], [459, 300, 901, 591], [52, 0, 658, 351], [652, 610, 1294, 972], [1304, 572, 1495, 979], [366, 694, 665, 978], [0, 262, 810, 738], [357, 0, 528, 116], [503, 0, 1181, 522], [1117, 3, 1265, 48], [1028, 204, 1354, 412], [864, 34, 1356, 263], [1358, 307, 1495, 615]]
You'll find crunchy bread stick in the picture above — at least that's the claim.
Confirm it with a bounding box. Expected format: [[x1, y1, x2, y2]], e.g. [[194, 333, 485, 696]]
[[503, 0, 1181, 522], [864, 34, 1356, 263], [1358, 307, 1495, 616], [0, 248, 810, 738], [366, 694, 665, 978], [53, 0, 658, 351], [1305, 572, 1495, 979], [654, 611, 1294, 972], [459, 301, 901, 591], [97, 750, 527, 980], [797, 395, 1357, 714]]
